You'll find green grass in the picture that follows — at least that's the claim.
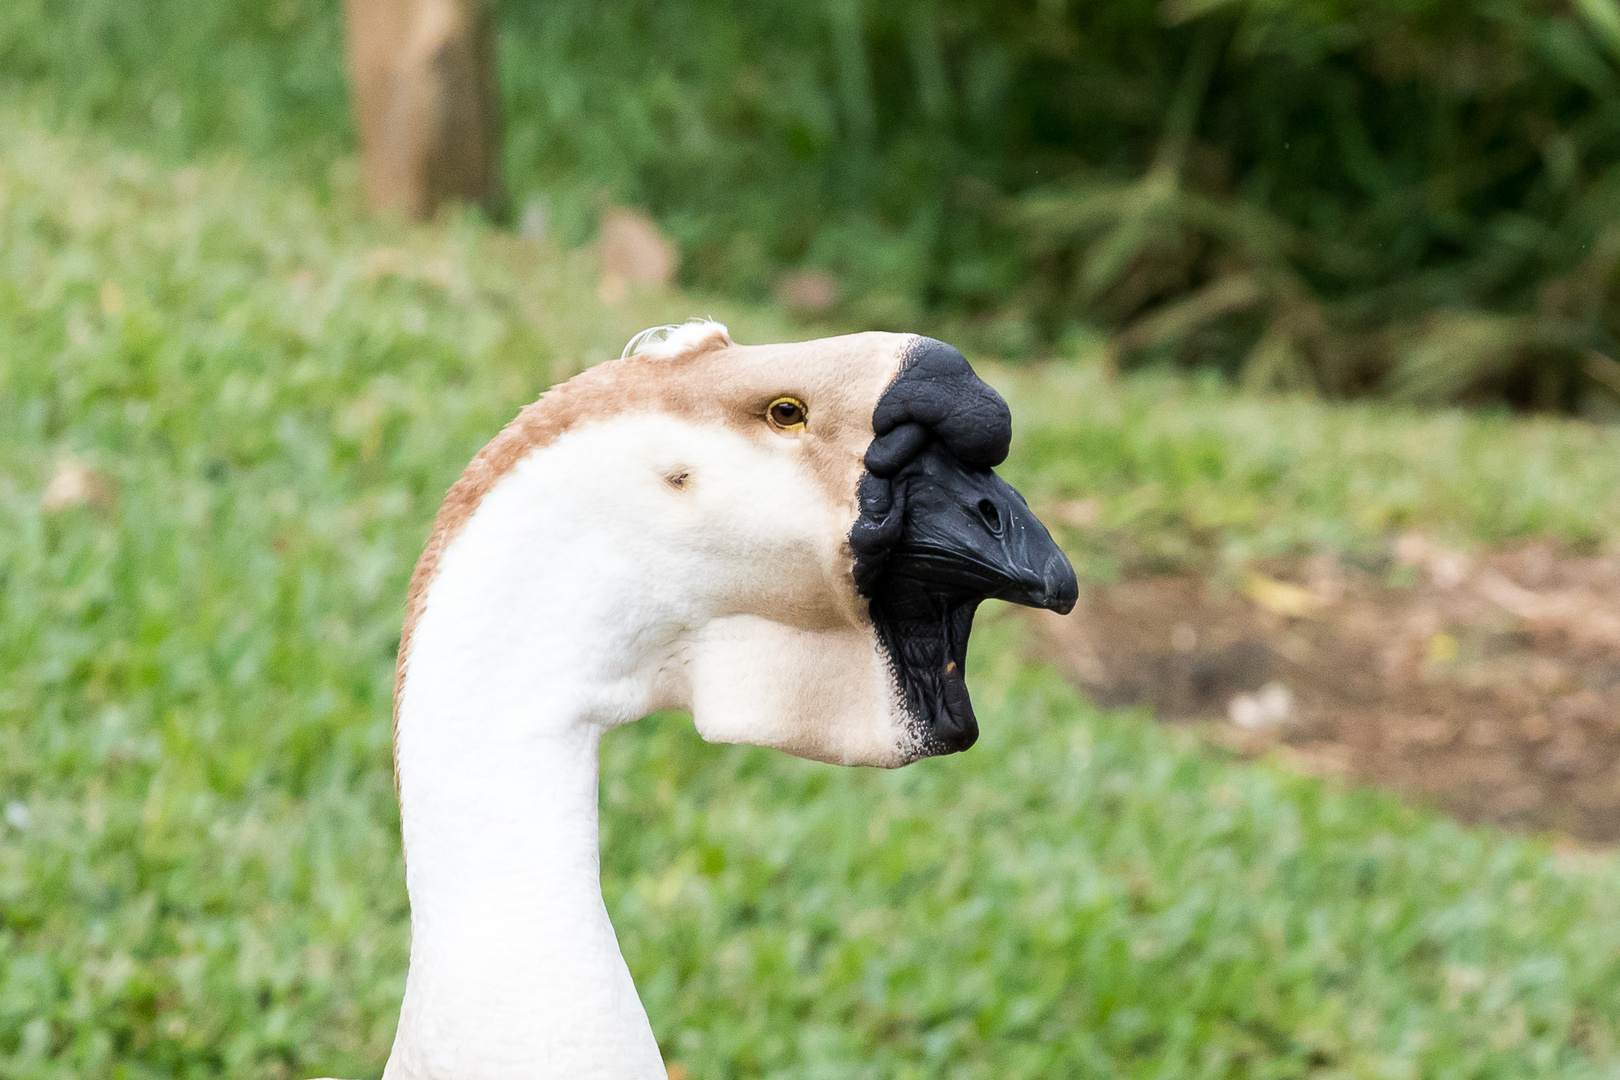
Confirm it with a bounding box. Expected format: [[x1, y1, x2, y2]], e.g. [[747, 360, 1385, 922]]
[[995, 362, 1620, 582], [5, 111, 1620, 1080]]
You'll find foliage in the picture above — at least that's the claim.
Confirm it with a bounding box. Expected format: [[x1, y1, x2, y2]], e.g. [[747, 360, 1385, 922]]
[[7, 114, 1620, 1079], [0, 0, 349, 174], [9, 0, 1620, 404]]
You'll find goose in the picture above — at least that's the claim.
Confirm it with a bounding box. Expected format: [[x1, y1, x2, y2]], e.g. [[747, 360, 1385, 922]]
[[370, 321, 1077, 1080]]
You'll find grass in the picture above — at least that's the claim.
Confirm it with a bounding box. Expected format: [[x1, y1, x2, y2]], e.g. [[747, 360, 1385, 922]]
[[4, 109, 1620, 1079], [996, 362, 1620, 583]]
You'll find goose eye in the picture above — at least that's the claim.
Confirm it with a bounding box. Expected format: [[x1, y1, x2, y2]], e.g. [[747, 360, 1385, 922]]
[[766, 396, 807, 432]]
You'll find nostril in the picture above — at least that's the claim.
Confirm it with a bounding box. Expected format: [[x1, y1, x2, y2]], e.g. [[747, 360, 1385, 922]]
[[977, 498, 1003, 536]]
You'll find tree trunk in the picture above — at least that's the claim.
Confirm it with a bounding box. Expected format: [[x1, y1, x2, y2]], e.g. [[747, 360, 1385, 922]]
[[343, 0, 504, 219]]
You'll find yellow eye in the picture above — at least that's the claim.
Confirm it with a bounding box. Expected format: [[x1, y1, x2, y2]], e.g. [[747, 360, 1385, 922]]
[[766, 396, 807, 432]]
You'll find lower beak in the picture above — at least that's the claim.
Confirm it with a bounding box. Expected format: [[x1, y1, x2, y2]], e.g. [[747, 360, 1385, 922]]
[[883, 445, 1078, 614]]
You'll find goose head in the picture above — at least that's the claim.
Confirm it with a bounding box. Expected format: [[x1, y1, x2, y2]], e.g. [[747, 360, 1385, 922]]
[[385, 322, 1079, 1077], [398, 320, 1076, 772]]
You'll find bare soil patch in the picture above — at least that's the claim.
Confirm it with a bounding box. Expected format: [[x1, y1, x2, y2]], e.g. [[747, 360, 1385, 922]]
[[1035, 539, 1620, 841]]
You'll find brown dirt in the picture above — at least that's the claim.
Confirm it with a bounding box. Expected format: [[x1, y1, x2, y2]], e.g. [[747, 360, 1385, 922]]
[[1034, 538, 1620, 842]]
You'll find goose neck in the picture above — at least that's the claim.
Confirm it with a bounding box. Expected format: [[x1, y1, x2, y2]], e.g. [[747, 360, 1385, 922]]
[[386, 686, 666, 1080], [384, 458, 672, 1078]]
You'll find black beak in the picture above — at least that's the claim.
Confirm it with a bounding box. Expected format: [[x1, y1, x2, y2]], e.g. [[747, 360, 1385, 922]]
[[856, 443, 1078, 758], [883, 445, 1078, 615], [849, 335, 1078, 759]]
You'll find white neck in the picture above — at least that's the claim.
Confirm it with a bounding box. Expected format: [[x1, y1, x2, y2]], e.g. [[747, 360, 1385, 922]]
[[386, 433, 679, 1080], [386, 709, 663, 1080], [386, 720, 660, 1080]]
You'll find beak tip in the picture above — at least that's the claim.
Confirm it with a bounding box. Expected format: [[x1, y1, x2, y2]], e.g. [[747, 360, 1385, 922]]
[[1003, 553, 1077, 613], [1042, 556, 1080, 615]]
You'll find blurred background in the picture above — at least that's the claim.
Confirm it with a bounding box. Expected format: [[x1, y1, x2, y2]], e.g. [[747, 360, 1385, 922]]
[[5, 1, 1620, 1077], [13, 0, 1620, 403]]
